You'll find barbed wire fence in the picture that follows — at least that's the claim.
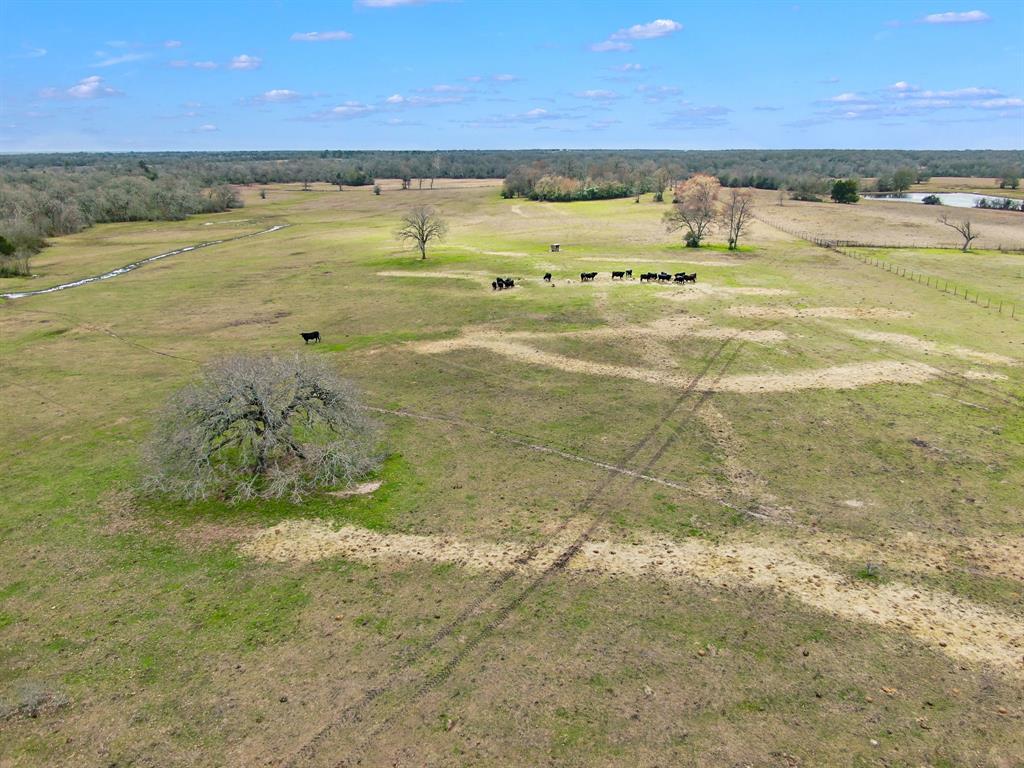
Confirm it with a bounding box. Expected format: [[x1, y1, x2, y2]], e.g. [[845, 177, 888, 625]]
[[753, 213, 1019, 321]]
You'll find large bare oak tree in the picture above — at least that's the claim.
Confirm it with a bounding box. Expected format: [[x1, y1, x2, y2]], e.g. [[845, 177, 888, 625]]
[[664, 174, 720, 247], [720, 188, 755, 250], [396, 205, 448, 259], [142, 354, 381, 502]]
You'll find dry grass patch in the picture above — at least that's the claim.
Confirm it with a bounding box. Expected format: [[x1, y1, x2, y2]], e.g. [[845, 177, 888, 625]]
[[242, 521, 1024, 672], [727, 305, 913, 320], [414, 334, 940, 393], [841, 328, 1020, 366]]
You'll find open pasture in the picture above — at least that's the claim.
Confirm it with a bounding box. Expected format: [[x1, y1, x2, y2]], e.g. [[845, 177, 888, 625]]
[[751, 187, 1024, 251], [2, 180, 1023, 767]]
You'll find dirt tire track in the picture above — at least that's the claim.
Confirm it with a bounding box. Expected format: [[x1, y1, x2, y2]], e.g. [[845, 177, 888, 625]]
[[282, 331, 754, 768], [315, 335, 756, 768]]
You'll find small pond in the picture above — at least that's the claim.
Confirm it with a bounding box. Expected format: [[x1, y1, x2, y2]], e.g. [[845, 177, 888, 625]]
[[865, 192, 1021, 209]]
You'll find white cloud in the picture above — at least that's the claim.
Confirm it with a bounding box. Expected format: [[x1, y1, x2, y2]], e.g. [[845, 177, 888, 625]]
[[656, 103, 730, 129], [257, 89, 303, 103], [592, 18, 681, 52], [229, 54, 262, 70], [193, 61, 218, 69], [575, 89, 618, 100], [322, 101, 376, 118], [978, 97, 1024, 109], [492, 73, 519, 82], [195, 124, 218, 132], [164, 40, 183, 48], [590, 40, 632, 53], [918, 86, 1000, 99], [921, 10, 990, 24], [888, 81, 917, 92], [290, 30, 353, 42], [422, 83, 469, 93], [612, 19, 683, 40], [385, 92, 462, 107], [168, 60, 189, 68], [40, 75, 122, 100], [95, 52, 148, 67], [614, 63, 644, 72], [465, 75, 483, 83], [14, 45, 47, 59], [636, 84, 682, 102], [826, 92, 869, 103]]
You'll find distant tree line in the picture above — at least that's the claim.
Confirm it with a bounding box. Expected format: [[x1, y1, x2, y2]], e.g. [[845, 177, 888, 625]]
[[2, 148, 1021, 275], [3, 148, 1021, 185], [0, 165, 244, 275]]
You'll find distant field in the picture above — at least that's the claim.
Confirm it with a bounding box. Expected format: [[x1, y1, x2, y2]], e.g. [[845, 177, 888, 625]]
[[913, 175, 1024, 200], [752, 187, 1024, 250], [2, 179, 1022, 767]]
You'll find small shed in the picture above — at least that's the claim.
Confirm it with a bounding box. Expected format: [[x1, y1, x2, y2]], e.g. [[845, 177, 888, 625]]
[[550, 243, 561, 252]]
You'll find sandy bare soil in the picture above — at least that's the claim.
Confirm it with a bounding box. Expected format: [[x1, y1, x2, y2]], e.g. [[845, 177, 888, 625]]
[[414, 333, 941, 393], [839, 328, 1020, 366], [727, 305, 913, 320], [243, 521, 1024, 672]]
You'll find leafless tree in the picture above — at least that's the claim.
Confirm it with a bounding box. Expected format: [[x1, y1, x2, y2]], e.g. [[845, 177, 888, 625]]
[[430, 153, 443, 189], [663, 174, 720, 247], [395, 205, 448, 259], [720, 188, 755, 250], [938, 215, 980, 251], [652, 166, 672, 202], [142, 354, 381, 503]]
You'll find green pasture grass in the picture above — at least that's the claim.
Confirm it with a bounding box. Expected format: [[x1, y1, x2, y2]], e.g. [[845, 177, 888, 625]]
[[1, 181, 1022, 766]]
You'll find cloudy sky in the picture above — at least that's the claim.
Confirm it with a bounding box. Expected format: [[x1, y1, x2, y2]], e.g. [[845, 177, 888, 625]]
[[2, 0, 1022, 151]]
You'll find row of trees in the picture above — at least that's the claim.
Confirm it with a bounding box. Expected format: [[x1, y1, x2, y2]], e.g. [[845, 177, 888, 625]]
[[5, 149, 1021, 183], [0, 168, 243, 275], [663, 175, 755, 250]]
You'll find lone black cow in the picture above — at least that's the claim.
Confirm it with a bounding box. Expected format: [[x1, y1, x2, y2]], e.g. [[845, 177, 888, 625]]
[[301, 331, 321, 344]]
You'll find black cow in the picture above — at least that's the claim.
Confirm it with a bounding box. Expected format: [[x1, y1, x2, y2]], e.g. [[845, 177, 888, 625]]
[[543, 272, 552, 282], [492, 280, 499, 290], [639, 272, 655, 283], [683, 272, 697, 283], [611, 271, 625, 280], [658, 272, 672, 282], [673, 273, 686, 283], [301, 331, 321, 344], [580, 272, 598, 282], [625, 269, 633, 279]]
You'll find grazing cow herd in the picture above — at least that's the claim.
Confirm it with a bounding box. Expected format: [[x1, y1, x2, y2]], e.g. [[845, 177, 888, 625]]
[[302, 267, 698, 343], [492, 277, 516, 290]]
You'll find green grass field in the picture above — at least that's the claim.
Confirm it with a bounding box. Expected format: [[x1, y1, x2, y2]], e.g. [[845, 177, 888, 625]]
[[2, 181, 1022, 767]]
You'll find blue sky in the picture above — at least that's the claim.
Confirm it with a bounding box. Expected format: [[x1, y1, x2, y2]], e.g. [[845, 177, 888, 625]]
[[2, 0, 1022, 152]]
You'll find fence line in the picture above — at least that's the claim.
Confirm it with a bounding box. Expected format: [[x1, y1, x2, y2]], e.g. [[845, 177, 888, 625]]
[[753, 214, 1018, 321]]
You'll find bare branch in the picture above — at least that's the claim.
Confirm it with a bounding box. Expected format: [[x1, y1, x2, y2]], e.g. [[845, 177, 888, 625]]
[[937, 215, 980, 252], [141, 354, 382, 502], [395, 205, 448, 259]]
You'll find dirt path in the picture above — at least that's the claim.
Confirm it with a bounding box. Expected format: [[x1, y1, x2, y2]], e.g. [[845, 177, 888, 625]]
[[243, 521, 1024, 672], [840, 328, 1020, 366], [1, 224, 289, 300], [727, 305, 913, 320], [413, 333, 940, 393]]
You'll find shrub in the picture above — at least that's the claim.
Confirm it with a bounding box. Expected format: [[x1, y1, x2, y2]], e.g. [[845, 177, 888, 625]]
[[142, 354, 383, 502], [830, 178, 859, 204]]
